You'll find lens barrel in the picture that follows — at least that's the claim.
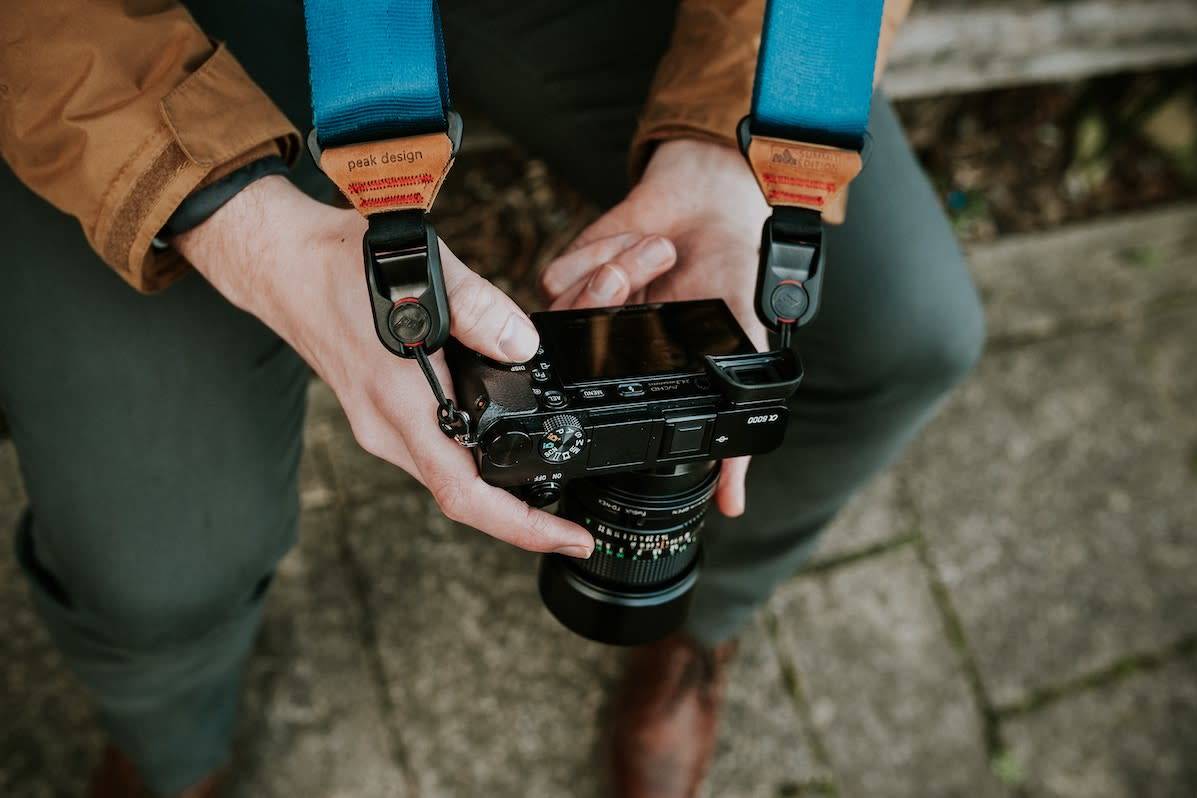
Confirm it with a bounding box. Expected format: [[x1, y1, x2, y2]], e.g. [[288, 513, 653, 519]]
[[538, 461, 718, 646]]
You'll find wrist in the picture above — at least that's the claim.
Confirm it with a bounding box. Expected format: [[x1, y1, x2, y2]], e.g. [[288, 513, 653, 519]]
[[639, 138, 768, 223], [175, 176, 327, 322]]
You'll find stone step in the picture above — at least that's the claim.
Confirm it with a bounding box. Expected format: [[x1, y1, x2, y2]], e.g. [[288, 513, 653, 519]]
[[966, 201, 1197, 344], [456, 0, 1197, 154], [886, 0, 1197, 99]]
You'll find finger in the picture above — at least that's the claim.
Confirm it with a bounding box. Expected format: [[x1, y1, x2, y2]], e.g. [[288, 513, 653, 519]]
[[550, 263, 630, 310], [562, 211, 636, 255], [541, 232, 641, 298], [715, 456, 751, 517], [381, 353, 594, 557], [551, 236, 677, 311], [439, 240, 539, 363], [421, 455, 595, 556]]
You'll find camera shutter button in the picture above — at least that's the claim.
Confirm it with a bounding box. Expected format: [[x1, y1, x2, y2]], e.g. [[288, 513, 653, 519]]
[[486, 430, 531, 467]]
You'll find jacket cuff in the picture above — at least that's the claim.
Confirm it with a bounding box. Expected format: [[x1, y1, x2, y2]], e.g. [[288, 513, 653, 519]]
[[629, 0, 762, 179], [93, 44, 300, 292]]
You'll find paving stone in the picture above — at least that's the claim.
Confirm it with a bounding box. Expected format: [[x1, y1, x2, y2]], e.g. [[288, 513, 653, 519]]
[[1003, 655, 1197, 797], [298, 381, 338, 511], [772, 547, 1004, 798], [311, 379, 420, 505], [703, 616, 830, 798], [229, 507, 411, 798], [811, 471, 909, 564], [344, 490, 825, 798], [905, 311, 1197, 707], [0, 504, 104, 798], [967, 204, 1197, 342], [344, 493, 621, 798]]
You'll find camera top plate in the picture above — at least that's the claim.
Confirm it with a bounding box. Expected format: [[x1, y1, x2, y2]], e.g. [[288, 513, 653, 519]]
[[445, 300, 800, 494]]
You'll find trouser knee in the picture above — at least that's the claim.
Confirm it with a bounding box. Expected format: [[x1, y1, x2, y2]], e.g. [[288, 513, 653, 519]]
[[21, 491, 298, 653]]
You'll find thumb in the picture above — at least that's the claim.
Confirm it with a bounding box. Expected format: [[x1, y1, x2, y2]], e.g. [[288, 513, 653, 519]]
[[439, 240, 540, 363]]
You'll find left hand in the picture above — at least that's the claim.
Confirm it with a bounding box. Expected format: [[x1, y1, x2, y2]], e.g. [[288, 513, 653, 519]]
[[539, 138, 772, 517]]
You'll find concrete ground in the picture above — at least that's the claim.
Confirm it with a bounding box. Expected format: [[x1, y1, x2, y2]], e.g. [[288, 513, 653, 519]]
[[1, 203, 1194, 797]]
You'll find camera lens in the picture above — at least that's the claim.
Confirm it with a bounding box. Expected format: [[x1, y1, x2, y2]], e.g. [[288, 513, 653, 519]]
[[538, 461, 719, 646]]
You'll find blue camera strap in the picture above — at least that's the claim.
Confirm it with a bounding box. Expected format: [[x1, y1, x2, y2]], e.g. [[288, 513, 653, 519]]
[[738, 0, 885, 337], [300, 0, 885, 434], [305, 0, 450, 148], [303, 0, 471, 440], [752, 0, 884, 151]]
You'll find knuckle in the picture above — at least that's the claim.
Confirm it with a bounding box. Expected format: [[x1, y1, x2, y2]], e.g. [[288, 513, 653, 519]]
[[350, 419, 389, 460], [450, 278, 494, 340], [431, 474, 471, 522], [518, 506, 560, 553]]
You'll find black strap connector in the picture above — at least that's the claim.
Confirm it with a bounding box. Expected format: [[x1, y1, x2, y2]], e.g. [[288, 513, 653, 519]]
[[756, 205, 824, 345], [363, 209, 451, 358], [362, 209, 476, 445]]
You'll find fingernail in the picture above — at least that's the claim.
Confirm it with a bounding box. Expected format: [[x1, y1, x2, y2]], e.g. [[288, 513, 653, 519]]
[[498, 316, 539, 362], [635, 236, 674, 268], [555, 544, 593, 559], [587, 264, 626, 301]]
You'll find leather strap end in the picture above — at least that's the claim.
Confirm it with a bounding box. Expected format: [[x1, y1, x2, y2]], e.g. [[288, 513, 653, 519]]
[[746, 135, 863, 214], [318, 132, 454, 216]]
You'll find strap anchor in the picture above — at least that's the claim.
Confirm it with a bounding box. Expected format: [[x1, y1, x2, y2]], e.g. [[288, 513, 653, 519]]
[[359, 208, 477, 446]]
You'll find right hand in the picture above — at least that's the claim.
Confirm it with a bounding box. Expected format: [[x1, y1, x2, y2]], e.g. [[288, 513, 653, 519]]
[[176, 176, 595, 558]]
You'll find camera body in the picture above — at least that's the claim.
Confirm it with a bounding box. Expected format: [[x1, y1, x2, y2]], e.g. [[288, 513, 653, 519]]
[[445, 299, 801, 506]]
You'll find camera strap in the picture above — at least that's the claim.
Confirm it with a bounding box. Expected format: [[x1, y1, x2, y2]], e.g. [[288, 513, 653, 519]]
[[303, 0, 474, 443], [301, 0, 884, 441], [739, 0, 886, 347]]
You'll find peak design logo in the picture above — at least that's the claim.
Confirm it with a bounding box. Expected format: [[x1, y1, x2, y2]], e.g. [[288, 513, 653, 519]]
[[748, 137, 863, 212], [321, 131, 455, 215]]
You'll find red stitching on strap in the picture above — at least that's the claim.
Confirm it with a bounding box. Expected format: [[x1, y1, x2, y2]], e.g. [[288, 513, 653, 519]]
[[359, 193, 423, 208], [762, 173, 837, 192], [348, 174, 435, 194], [767, 190, 825, 206]]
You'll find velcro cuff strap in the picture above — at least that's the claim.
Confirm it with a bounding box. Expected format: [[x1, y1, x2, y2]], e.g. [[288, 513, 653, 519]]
[[318, 132, 454, 216], [745, 135, 863, 213]]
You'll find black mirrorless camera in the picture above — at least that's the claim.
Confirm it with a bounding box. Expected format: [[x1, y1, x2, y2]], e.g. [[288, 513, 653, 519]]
[[445, 299, 801, 645]]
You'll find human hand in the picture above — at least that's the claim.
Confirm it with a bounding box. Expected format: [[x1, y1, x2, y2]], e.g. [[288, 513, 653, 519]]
[[539, 139, 773, 517], [177, 176, 594, 558]]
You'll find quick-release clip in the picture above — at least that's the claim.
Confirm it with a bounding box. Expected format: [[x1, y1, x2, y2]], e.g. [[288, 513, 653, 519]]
[[309, 112, 476, 445]]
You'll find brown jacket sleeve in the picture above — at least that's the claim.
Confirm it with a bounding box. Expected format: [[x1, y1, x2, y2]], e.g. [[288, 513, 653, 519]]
[[0, 1, 300, 292], [631, 0, 912, 177]]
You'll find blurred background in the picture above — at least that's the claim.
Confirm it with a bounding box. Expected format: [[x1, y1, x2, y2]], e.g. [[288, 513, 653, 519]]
[[2, 1, 1195, 796]]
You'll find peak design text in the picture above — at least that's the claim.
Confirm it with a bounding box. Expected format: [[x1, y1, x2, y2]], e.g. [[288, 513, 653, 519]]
[[346, 148, 424, 172]]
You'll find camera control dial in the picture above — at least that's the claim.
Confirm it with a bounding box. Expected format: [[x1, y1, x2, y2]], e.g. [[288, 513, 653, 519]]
[[539, 415, 586, 464]]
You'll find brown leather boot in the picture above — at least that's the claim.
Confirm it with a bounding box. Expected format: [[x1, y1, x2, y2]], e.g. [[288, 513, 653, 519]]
[[89, 746, 150, 798], [89, 745, 226, 798], [609, 634, 738, 798]]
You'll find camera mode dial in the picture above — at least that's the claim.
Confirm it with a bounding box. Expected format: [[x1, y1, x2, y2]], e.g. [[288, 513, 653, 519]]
[[539, 415, 586, 464]]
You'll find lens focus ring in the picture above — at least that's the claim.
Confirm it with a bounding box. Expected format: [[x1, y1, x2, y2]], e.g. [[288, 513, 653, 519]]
[[559, 464, 718, 590], [573, 512, 704, 586]]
